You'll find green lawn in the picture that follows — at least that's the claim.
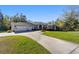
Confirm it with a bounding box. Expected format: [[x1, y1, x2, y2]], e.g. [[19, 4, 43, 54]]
[[0, 35, 50, 54], [43, 31, 79, 44]]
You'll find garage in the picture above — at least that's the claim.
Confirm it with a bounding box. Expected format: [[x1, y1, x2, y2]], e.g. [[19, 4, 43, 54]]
[[11, 22, 34, 32]]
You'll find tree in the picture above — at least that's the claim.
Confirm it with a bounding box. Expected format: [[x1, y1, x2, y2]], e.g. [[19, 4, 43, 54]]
[[20, 13, 27, 22], [3, 15, 10, 30], [63, 10, 79, 31], [0, 11, 4, 31], [47, 20, 55, 25], [0, 11, 10, 31], [0, 11, 3, 23], [55, 18, 65, 30], [11, 13, 27, 22]]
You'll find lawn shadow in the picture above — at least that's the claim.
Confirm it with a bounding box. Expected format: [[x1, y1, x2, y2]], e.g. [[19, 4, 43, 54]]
[[14, 30, 40, 34]]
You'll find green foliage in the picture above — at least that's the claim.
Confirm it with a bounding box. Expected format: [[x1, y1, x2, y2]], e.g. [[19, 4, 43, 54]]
[[63, 10, 79, 31], [0, 11, 10, 31], [54, 10, 79, 31], [55, 18, 65, 30], [11, 13, 27, 22], [3, 15, 10, 30], [0, 11, 3, 23], [0, 11, 4, 31]]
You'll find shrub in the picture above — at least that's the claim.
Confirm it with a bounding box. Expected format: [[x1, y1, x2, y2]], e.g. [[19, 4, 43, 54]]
[[7, 30, 12, 33]]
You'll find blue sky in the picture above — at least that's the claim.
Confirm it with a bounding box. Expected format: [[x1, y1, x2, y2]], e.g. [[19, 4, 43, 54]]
[[0, 5, 70, 22]]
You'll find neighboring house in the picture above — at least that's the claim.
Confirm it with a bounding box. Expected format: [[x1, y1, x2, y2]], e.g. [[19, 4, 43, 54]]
[[11, 22, 39, 32]]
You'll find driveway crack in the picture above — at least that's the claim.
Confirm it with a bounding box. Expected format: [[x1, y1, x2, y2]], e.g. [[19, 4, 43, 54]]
[[69, 45, 79, 54]]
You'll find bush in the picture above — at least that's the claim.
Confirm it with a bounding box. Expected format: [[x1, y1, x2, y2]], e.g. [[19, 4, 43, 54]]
[[7, 30, 12, 33], [75, 29, 79, 31], [41, 29, 46, 32]]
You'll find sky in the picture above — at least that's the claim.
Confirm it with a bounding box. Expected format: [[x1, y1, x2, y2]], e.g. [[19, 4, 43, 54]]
[[0, 5, 71, 22]]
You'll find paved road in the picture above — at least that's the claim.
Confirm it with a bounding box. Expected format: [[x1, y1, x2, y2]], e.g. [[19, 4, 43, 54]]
[[0, 31, 79, 54]]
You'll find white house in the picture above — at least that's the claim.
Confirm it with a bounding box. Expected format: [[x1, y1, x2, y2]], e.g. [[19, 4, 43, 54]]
[[11, 21, 58, 32], [11, 22, 37, 32]]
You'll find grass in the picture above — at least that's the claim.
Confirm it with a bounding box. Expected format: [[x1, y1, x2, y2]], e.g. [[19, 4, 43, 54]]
[[43, 31, 79, 44], [0, 35, 50, 54]]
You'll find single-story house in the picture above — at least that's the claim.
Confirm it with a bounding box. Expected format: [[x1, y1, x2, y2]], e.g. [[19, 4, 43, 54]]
[[11, 22, 59, 32], [11, 22, 40, 32]]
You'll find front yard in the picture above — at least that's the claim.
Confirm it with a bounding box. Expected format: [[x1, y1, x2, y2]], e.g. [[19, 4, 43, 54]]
[[43, 31, 79, 44], [0, 35, 50, 54]]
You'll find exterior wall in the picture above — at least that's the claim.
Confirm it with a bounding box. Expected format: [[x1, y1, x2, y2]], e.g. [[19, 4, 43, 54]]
[[11, 22, 34, 32], [46, 25, 57, 30]]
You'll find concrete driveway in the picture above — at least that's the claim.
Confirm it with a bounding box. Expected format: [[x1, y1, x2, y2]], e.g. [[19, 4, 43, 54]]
[[0, 31, 79, 54]]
